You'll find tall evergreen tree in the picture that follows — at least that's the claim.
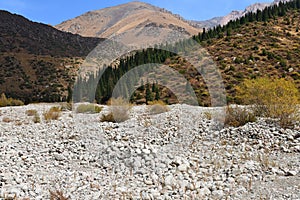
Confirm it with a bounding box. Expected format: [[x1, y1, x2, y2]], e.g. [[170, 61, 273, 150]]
[[155, 87, 160, 101], [145, 82, 153, 103]]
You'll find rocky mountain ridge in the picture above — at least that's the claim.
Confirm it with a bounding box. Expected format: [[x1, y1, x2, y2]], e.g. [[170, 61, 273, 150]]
[[192, 0, 292, 28], [55, 1, 201, 46]]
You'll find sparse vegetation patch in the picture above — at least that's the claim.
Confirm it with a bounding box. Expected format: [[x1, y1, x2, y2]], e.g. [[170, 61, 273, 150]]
[[43, 106, 61, 121], [148, 100, 170, 115], [76, 104, 102, 114], [224, 105, 257, 127], [101, 97, 132, 123]]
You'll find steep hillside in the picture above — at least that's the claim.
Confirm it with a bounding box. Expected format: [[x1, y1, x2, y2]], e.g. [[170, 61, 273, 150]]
[[0, 10, 101, 57], [204, 7, 300, 102], [89, 0, 300, 106], [55, 2, 200, 46], [0, 10, 102, 103]]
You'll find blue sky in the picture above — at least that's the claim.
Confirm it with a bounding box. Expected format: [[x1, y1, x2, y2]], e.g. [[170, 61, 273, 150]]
[[0, 0, 274, 25]]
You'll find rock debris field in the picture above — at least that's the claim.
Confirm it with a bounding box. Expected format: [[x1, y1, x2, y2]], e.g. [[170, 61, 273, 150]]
[[0, 103, 299, 199]]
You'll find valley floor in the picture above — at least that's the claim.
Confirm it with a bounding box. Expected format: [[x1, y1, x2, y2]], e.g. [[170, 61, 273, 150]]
[[0, 104, 299, 199]]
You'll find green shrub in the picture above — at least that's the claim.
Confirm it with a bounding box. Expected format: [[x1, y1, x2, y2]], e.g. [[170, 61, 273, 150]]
[[76, 104, 102, 114], [236, 77, 300, 128], [225, 106, 256, 127], [44, 106, 61, 121]]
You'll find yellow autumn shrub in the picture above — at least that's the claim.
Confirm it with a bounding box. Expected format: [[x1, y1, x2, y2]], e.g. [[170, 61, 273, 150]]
[[236, 77, 300, 128]]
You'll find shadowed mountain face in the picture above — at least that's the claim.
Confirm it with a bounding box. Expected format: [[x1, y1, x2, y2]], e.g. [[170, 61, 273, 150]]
[[55, 2, 201, 46], [0, 10, 102, 57], [0, 10, 103, 103]]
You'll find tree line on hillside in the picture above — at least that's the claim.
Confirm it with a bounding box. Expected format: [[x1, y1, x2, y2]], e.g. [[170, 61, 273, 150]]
[[73, 0, 300, 105], [192, 0, 300, 43]]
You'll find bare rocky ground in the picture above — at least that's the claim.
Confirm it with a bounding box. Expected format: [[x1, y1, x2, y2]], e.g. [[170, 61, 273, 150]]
[[0, 103, 299, 200]]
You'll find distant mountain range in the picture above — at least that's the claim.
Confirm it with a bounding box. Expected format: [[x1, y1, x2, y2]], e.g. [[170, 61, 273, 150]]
[[56, 0, 292, 42], [191, 0, 292, 28]]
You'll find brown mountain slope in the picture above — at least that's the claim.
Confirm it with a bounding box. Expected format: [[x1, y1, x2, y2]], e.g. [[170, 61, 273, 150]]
[[0, 10, 102, 103], [97, 6, 300, 106], [0, 10, 101, 57], [180, 9, 300, 104], [55, 2, 200, 46]]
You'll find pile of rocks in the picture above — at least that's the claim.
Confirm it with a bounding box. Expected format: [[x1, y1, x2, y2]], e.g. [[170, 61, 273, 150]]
[[0, 104, 299, 199]]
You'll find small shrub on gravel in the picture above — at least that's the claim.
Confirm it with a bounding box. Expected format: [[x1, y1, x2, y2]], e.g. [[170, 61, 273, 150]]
[[76, 104, 102, 114], [26, 109, 37, 116], [2, 117, 12, 123], [44, 106, 61, 121], [49, 190, 69, 200], [0, 93, 24, 107], [33, 113, 41, 123], [148, 100, 169, 115], [100, 112, 116, 123], [236, 77, 300, 128], [60, 102, 73, 111], [203, 111, 212, 120], [225, 106, 256, 127], [101, 97, 131, 123]]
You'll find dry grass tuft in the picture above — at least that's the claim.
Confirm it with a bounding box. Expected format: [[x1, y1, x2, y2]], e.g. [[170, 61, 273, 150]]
[[203, 111, 212, 120], [60, 102, 73, 111], [225, 105, 256, 127], [147, 100, 169, 115], [100, 112, 116, 123], [33, 113, 41, 123], [26, 109, 40, 123], [101, 97, 132, 123], [49, 190, 69, 200], [2, 117, 12, 123], [25, 109, 37, 116], [44, 106, 61, 121], [0, 93, 24, 107]]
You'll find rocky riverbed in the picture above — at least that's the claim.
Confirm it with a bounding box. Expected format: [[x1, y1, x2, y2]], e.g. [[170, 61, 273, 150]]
[[0, 104, 299, 199]]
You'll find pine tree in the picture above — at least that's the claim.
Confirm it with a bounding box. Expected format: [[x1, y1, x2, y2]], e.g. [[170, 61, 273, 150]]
[[67, 84, 73, 103], [152, 82, 156, 92], [140, 79, 145, 91], [155, 87, 160, 101], [145, 82, 153, 103]]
